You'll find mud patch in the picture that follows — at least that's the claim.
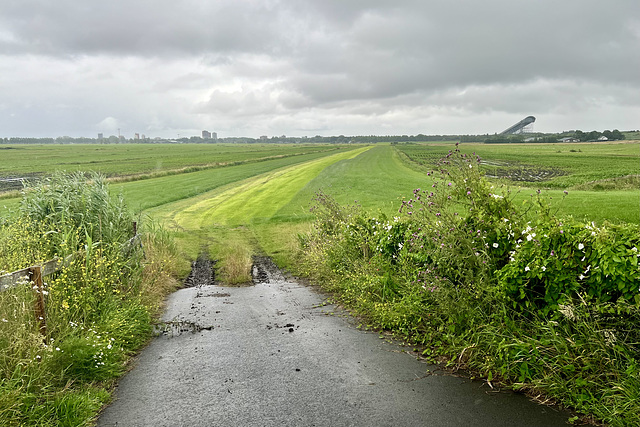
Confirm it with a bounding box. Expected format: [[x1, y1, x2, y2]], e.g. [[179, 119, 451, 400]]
[[154, 320, 214, 337], [252, 255, 285, 284], [480, 161, 566, 182], [0, 173, 40, 192], [184, 253, 216, 287]]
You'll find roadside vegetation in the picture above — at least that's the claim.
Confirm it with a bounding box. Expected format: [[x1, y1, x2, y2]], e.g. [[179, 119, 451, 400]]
[[297, 145, 640, 426], [0, 172, 182, 426]]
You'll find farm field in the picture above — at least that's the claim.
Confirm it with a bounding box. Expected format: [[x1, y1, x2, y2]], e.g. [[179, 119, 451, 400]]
[[397, 141, 640, 189], [0, 144, 358, 215], [395, 141, 639, 224], [1, 141, 638, 224], [0, 143, 344, 179]]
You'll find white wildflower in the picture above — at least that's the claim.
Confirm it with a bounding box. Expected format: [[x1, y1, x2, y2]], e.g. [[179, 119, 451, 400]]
[[558, 304, 575, 321], [525, 266, 530, 272], [578, 243, 584, 250], [492, 243, 499, 248]]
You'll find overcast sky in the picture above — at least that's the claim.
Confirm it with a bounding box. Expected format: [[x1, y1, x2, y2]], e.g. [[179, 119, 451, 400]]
[[1, 0, 639, 138]]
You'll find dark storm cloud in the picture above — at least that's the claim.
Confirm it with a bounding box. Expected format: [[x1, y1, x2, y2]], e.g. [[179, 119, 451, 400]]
[[0, 0, 638, 137]]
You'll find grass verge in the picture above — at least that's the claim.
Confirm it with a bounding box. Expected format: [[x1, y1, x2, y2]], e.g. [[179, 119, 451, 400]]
[[0, 173, 183, 426]]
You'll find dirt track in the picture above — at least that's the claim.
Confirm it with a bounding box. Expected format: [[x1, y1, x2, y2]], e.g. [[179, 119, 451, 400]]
[[97, 256, 571, 426]]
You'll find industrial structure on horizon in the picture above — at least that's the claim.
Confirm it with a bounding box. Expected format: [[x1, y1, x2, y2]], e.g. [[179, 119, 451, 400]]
[[500, 116, 536, 135]]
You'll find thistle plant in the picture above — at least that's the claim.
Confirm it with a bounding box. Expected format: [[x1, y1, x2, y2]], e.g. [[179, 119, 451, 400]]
[[398, 143, 522, 288]]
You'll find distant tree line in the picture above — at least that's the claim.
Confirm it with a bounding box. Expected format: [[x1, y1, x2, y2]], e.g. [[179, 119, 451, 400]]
[[573, 129, 624, 141], [0, 130, 628, 145]]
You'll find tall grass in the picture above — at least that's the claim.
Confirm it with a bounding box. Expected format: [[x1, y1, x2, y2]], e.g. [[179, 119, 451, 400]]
[[0, 172, 181, 426]]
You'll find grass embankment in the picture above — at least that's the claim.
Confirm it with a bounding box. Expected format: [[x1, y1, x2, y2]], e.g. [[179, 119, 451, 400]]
[[152, 146, 373, 282], [0, 173, 182, 426]]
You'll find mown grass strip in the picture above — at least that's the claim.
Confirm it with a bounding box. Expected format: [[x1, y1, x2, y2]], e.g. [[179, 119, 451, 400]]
[[110, 147, 361, 212], [172, 146, 371, 228]]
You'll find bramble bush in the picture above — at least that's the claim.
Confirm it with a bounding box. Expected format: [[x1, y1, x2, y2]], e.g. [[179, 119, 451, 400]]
[[300, 144, 640, 426], [498, 217, 640, 315]]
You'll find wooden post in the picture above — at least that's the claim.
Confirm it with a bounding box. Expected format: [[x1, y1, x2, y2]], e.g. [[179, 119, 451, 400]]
[[29, 266, 47, 338]]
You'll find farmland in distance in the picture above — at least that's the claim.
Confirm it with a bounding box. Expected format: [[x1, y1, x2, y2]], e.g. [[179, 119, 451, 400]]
[[1, 141, 637, 226]]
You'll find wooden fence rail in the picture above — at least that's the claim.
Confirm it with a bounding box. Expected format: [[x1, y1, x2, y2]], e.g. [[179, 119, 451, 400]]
[[0, 222, 140, 337]]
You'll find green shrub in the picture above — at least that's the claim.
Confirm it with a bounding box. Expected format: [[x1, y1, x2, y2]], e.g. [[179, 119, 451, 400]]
[[498, 219, 640, 315], [20, 171, 134, 252]]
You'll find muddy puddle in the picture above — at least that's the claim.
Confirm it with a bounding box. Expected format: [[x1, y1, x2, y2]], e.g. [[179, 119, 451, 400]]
[[158, 254, 289, 338]]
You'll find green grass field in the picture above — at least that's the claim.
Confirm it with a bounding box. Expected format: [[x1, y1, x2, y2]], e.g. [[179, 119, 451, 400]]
[[0, 143, 345, 178], [398, 141, 640, 189], [2, 142, 637, 225], [1, 141, 637, 425]]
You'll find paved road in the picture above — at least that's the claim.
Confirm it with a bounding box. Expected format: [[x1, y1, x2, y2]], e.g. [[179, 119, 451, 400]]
[[98, 259, 570, 426]]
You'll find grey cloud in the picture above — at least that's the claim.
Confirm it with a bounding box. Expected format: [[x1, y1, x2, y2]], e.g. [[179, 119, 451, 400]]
[[0, 0, 638, 137]]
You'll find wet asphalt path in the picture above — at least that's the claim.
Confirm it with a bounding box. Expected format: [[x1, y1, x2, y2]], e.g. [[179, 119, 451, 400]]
[[98, 259, 570, 426]]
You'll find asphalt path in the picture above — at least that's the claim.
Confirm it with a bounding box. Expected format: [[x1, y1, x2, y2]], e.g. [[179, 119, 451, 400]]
[[98, 259, 570, 426]]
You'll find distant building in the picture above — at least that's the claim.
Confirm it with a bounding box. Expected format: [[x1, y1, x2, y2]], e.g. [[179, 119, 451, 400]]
[[202, 130, 211, 139], [260, 135, 268, 141], [211, 132, 217, 140], [134, 133, 140, 140], [98, 133, 103, 140]]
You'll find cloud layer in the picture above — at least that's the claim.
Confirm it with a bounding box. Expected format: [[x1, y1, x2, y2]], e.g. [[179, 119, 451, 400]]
[[1, 0, 638, 137]]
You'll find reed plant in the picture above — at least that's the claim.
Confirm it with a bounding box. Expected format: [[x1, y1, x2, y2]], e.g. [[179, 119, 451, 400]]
[[0, 172, 181, 426]]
